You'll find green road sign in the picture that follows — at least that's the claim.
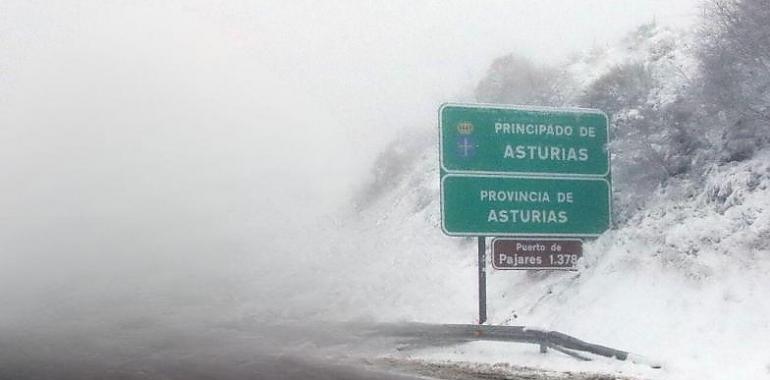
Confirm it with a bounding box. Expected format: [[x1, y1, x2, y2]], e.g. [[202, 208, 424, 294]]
[[439, 103, 612, 237], [440, 103, 609, 177], [441, 174, 610, 237]]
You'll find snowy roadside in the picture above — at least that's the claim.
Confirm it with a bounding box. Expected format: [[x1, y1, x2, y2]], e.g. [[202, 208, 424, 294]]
[[267, 21, 770, 380], [374, 341, 653, 380], [286, 145, 770, 379]]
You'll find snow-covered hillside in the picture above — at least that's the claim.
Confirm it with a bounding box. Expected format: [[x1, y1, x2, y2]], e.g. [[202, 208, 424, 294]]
[[283, 23, 770, 379]]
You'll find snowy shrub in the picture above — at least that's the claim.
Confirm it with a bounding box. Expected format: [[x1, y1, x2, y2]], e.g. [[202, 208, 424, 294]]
[[474, 54, 571, 106], [703, 150, 770, 212], [580, 62, 654, 119], [354, 129, 434, 211], [578, 60, 703, 223]]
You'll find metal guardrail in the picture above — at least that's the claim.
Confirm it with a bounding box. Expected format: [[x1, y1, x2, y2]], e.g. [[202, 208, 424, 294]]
[[369, 323, 661, 369]]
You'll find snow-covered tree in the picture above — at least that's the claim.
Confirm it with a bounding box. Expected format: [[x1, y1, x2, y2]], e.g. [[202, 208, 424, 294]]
[[698, 0, 770, 161]]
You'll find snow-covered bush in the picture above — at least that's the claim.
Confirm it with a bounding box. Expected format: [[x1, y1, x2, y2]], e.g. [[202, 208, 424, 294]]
[[580, 62, 654, 117], [354, 128, 434, 211], [474, 54, 571, 106]]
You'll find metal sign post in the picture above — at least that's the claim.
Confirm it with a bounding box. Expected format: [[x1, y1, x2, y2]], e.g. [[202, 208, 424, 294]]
[[438, 102, 611, 326], [478, 236, 486, 325]]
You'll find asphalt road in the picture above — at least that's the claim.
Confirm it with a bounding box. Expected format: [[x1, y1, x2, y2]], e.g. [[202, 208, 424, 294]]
[[0, 319, 622, 380], [0, 319, 427, 380], [0, 354, 425, 380]]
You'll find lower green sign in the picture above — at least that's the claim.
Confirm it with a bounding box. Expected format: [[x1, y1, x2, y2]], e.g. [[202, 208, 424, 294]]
[[441, 175, 610, 237]]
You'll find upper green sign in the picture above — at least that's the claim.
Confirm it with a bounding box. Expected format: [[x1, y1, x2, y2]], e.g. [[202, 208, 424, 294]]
[[440, 103, 609, 177]]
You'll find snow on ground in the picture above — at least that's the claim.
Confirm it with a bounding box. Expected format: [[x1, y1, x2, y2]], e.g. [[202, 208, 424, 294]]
[[339, 147, 770, 380], [280, 139, 770, 378], [389, 341, 658, 380]]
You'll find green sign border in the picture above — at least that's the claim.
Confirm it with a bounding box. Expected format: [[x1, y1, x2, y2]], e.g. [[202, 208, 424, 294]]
[[439, 102, 610, 178]]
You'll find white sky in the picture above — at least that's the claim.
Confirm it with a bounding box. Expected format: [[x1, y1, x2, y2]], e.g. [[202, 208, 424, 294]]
[[216, 0, 702, 152], [2, 0, 702, 157], [220, 0, 701, 143]]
